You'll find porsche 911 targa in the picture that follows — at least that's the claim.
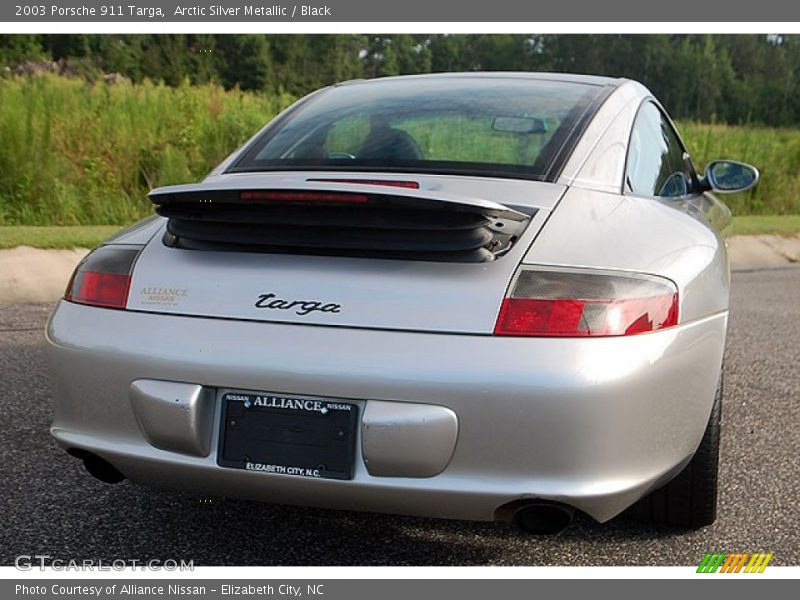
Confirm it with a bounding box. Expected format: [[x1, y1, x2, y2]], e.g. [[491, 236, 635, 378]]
[[47, 73, 759, 533]]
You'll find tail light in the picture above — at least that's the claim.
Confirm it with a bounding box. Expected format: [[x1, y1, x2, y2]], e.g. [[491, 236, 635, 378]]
[[306, 179, 420, 189], [239, 190, 369, 203], [65, 245, 142, 310], [494, 268, 679, 337]]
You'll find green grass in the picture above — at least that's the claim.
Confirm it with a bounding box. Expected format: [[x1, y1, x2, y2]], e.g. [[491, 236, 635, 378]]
[[727, 215, 800, 237], [0, 225, 120, 249], [0, 74, 294, 226], [0, 74, 799, 225]]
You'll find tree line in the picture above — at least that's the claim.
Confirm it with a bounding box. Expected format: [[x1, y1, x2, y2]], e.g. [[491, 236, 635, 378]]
[[2, 34, 800, 126]]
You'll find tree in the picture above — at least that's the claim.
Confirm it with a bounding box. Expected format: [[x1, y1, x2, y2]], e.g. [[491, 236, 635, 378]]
[[5, 33, 800, 126], [215, 35, 273, 91], [0, 35, 44, 67]]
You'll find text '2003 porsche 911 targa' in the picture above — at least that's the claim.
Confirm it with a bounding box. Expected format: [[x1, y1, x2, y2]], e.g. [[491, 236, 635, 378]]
[[47, 72, 758, 534]]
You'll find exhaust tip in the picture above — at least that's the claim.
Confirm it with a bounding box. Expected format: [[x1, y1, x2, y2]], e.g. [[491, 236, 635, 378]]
[[495, 498, 576, 535], [67, 449, 125, 484], [511, 502, 575, 535]]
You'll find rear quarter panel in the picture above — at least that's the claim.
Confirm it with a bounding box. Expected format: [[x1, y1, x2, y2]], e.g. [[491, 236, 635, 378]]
[[523, 186, 730, 323]]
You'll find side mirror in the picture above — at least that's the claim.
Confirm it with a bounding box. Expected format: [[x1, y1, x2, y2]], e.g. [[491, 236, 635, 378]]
[[704, 160, 759, 194]]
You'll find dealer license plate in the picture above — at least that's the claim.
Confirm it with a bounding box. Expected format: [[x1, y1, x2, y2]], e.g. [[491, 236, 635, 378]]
[[217, 391, 358, 480]]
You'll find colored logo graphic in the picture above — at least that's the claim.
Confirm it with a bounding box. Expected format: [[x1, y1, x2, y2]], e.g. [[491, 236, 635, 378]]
[[697, 552, 774, 573]]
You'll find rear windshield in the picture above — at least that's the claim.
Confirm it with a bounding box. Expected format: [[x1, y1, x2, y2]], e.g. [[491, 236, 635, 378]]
[[231, 76, 605, 180]]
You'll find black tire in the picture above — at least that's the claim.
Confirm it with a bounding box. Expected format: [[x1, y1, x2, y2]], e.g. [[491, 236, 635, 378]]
[[625, 375, 722, 529]]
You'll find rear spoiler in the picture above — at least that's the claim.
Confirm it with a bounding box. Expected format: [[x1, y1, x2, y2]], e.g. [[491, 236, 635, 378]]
[[147, 178, 531, 223]]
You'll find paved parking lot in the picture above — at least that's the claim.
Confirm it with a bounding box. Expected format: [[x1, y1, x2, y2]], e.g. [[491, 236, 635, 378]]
[[1, 267, 798, 566]]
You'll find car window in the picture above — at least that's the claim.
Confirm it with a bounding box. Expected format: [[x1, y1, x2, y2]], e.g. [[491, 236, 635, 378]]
[[321, 112, 555, 166], [625, 102, 692, 198], [233, 77, 604, 180], [325, 114, 371, 158]]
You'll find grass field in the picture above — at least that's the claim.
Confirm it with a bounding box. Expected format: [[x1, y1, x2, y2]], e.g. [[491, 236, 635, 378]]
[[0, 74, 293, 226], [0, 74, 799, 225], [0, 225, 119, 249], [726, 215, 800, 236]]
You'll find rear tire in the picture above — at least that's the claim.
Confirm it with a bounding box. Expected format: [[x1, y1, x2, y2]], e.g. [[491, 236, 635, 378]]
[[625, 375, 722, 529]]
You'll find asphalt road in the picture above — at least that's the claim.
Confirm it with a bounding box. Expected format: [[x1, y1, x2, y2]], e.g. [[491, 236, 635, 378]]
[[1, 267, 798, 566]]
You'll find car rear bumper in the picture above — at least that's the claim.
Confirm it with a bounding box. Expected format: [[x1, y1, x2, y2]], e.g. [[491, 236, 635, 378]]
[[46, 300, 727, 523]]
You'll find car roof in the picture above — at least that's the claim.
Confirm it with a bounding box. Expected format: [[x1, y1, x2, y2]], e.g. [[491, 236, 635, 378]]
[[335, 71, 626, 89]]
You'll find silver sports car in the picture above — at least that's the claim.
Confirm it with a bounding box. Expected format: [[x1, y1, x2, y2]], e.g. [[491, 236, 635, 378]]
[[47, 73, 758, 534]]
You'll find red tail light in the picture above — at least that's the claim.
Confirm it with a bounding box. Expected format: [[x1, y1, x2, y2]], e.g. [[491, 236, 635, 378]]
[[494, 268, 679, 337], [65, 246, 141, 310], [306, 179, 420, 189], [239, 190, 369, 203]]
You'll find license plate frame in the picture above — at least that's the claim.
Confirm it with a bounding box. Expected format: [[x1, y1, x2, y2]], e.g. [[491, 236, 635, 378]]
[[216, 391, 359, 480]]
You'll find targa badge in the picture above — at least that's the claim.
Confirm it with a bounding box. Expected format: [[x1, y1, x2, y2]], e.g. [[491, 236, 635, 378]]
[[255, 292, 341, 316]]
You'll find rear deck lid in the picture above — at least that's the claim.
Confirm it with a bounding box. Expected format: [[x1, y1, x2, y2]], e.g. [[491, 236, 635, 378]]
[[128, 176, 564, 334]]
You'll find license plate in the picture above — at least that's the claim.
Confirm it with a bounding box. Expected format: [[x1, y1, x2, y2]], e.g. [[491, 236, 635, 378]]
[[217, 392, 358, 480]]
